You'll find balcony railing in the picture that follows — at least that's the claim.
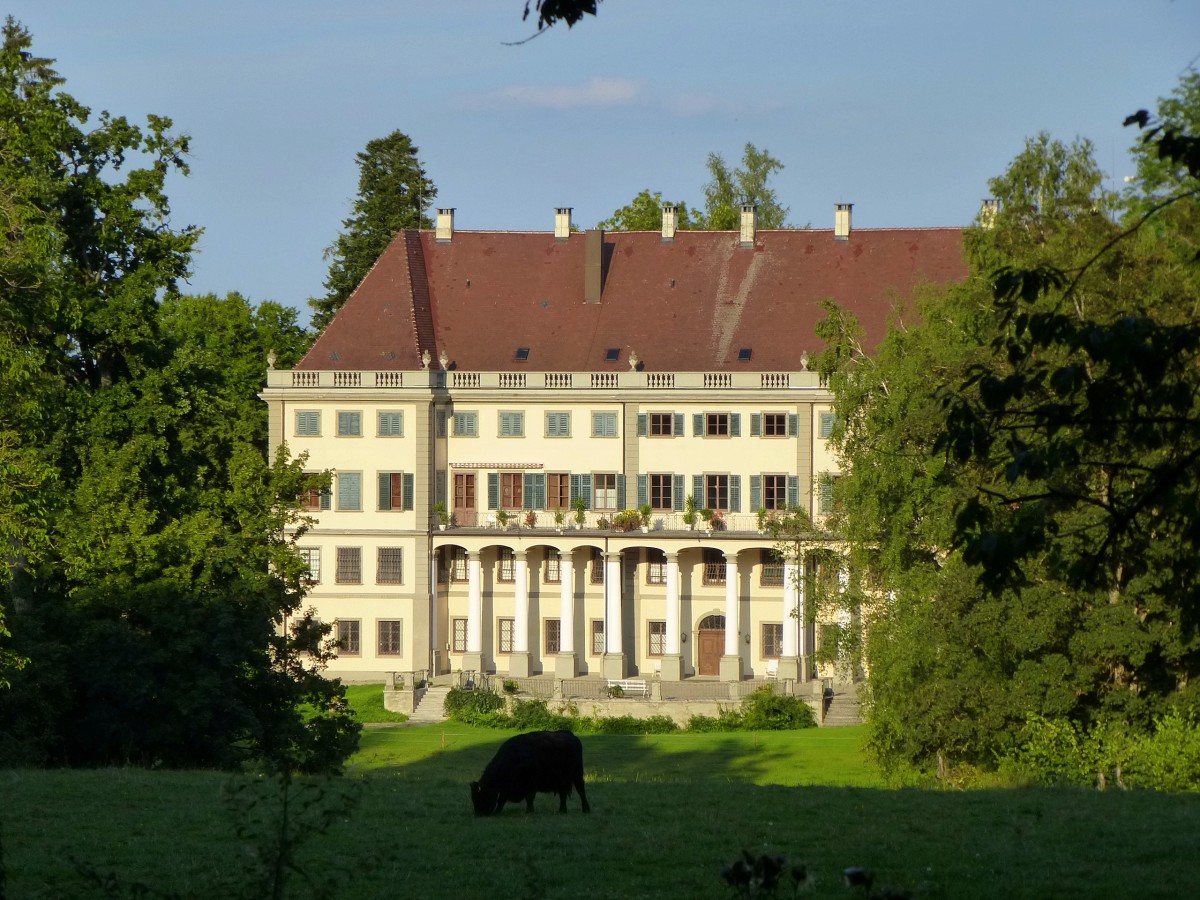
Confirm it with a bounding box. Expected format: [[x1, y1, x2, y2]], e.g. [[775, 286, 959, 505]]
[[431, 510, 783, 535]]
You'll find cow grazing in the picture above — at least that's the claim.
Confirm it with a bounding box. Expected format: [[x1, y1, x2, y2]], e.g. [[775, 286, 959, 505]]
[[470, 730, 590, 816]]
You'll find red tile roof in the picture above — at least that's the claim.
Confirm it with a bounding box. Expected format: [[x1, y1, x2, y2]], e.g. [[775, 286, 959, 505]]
[[298, 227, 967, 372]]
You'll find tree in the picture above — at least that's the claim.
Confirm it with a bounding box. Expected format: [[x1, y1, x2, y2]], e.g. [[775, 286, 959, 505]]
[[309, 130, 436, 331], [702, 143, 789, 229], [596, 189, 695, 231]]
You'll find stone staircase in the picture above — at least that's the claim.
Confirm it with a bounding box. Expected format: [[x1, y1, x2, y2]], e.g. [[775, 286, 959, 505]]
[[406, 684, 451, 725], [822, 685, 863, 727]]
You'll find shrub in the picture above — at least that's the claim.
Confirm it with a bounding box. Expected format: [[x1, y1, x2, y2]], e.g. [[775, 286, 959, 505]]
[[508, 698, 573, 731], [688, 707, 745, 732], [1128, 710, 1200, 792], [444, 687, 505, 725], [740, 687, 817, 731]]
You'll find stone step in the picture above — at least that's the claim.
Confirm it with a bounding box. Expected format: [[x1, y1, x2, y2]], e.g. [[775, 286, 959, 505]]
[[407, 685, 451, 723]]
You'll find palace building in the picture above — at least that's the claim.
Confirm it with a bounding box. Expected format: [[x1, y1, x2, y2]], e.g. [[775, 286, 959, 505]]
[[260, 205, 966, 690]]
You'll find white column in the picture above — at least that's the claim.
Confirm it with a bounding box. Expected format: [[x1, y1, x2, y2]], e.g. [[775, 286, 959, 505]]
[[665, 553, 680, 655], [559, 555, 574, 653], [513, 551, 529, 653], [467, 552, 482, 653], [782, 558, 799, 657], [605, 552, 622, 654], [724, 555, 739, 656]]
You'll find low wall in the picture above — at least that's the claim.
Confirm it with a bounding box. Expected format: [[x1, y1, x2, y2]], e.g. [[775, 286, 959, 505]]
[[529, 696, 822, 728], [382, 686, 426, 714]]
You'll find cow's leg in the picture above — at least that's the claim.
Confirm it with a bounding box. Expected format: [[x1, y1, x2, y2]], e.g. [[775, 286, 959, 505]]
[[558, 790, 568, 813], [574, 777, 590, 813], [525, 792, 536, 813]]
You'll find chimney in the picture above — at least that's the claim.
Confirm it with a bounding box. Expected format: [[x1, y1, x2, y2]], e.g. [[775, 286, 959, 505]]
[[834, 203, 853, 241], [435, 208, 455, 242], [661, 204, 677, 242], [739, 204, 757, 248], [554, 207, 572, 241], [584, 229, 603, 304], [980, 198, 999, 230]]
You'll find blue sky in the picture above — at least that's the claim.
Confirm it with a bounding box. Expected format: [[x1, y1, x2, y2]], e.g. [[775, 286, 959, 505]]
[[8, 1, 1198, 326]]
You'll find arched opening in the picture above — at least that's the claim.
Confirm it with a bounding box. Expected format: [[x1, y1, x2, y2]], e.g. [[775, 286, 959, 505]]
[[696, 614, 726, 676]]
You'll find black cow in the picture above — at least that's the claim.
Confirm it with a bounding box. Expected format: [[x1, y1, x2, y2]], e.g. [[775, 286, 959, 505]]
[[470, 730, 590, 816]]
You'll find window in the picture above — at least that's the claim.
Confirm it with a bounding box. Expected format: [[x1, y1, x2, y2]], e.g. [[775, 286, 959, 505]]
[[337, 411, 362, 436], [752, 413, 799, 437], [544, 549, 561, 584], [545, 412, 571, 437], [454, 473, 475, 513], [705, 474, 729, 511], [498, 548, 515, 583], [593, 473, 617, 510], [763, 474, 788, 511], [605, 348, 620, 362], [590, 619, 605, 655], [436, 410, 447, 438], [450, 547, 467, 582], [515, 347, 530, 362], [547, 474, 570, 512], [590, 549, 605, 584], [378, 411, 403, 436], [337, 472, 362, 511], [295, 411, 320, 436], [377, 472, 414, 511], [703, 548, 726, 585], [299, 478, 331, 511], [378, 620, 403, 655], [336, 620, 360, 656], [500, 473, 523, 509], [761, 548, 784, 586], [650, 413, 673, 436], [336, 547, 362, 584], [498, 618, 515, 654], [648, 621, 666, 656], [764, 413, 787, 436], [819, 411, 836, 439], [377, 548, 403, 584], [762, 623, 783, 659], [738, 347, 752, 361], [298, 547, 320, 584], [649, 474, 673, 511], [453, 411, 478, 436], [818, 474, 837, 514], [706, 413, 730, 436], [592, 411, 618, 437], [452, 617, 467, 653], [544, 618, 561, 655], [498, 411, 524, 437], [646, 549, 667, 585]]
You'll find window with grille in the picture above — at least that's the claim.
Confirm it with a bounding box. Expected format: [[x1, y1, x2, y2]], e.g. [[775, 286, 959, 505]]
[[377, 548, 403, 584], [452, 617, 467, 652], [703, 548, 726, 585], [646, 549, 667, 585], [298, 547, 320, 584], [498, 618, 515, 653], [705, 474, 729, 511], [336, 620, 360, 655], [593, 473, 617, 510], [378, 620, 403, 655], [591, 412, 618, 437], [337, 472, 362, 511], [650, 474, 673, 511], [453, 411, 478, 436], [762, 623, 783, 658], [544, 618, 561, 654], [547, 473, 570, 512], [450, 547, 467, 582], [648, 620, 666, 656], [336, 547, 361, 583], [590, 619, 605, 655], [498, 548, 515, 583], [761, 548, 784, 586], [377, 411, 403, 436], [545, 412, 570, 437], [590, 549, 605, 584], [544, 549, 561, 584], [764, 474, 788, 511], [337, 411, 361, 436], [295, 411, 320, 436], [498, 411, 524, 437]]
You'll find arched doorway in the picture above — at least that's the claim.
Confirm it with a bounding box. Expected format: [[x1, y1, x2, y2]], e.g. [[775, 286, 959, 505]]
[[696, 614, 725, 676]]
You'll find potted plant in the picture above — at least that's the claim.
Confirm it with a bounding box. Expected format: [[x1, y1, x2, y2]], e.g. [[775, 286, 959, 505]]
[[639, 503, 652, 533], [683, 494, 697, 530], [553, 507, 565, 532], [700, 507, 715, 534], [523, 509, 537, 528], [573, 495, 587, 528], [434, 501, 450, 530], [496, 508, 510, 529], [711, 509, 725, 531], [756, 506, 768, 533], [596, 515, 611, 529]]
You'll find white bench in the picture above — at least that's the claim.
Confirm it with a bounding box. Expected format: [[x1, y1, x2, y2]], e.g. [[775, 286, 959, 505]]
[[606, 678, 649, 697]]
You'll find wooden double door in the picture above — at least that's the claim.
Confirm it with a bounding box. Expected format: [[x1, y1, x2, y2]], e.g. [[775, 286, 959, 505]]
[[696, 614, 725, 676]]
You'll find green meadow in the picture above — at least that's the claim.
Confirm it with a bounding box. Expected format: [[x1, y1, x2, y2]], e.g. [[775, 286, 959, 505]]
[[5, 725, 1200, 899]]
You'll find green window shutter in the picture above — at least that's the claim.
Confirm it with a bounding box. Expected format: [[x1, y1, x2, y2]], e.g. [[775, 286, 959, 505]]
[[673, 475, 685, 511], [693, 413, 704, 436], [730, 414, 741, 437], [616, 474, 626, 510], [523, 475, 535, 509], [750, 414, 762, 437], [436, 411, 447, 437], [750, 475, 762, 512], [788, 413, 799, 436], [402, 473, 414, 511], [378, 412, 402, 436], [692, 475, 704, 505], [819, 411, 836, 438], [320, 487, 331, 511], [378, 472, 393, 510], [787, 476, 800, 508], [818, 475, 833, 513], [339, 473, 361, 510], [673, 413, 684, 437], [582, 474, 592, 509], [637, 475, 648, 508], [570, 473, 582, 505], [338, 411, 361, 436], [533, 473, 546, 509], [297, 411, 320, 435], [487, 473, 500, 510], [729, 475, 741, 512], [637, 414, 647, 436], [436, 470, 447, 506]]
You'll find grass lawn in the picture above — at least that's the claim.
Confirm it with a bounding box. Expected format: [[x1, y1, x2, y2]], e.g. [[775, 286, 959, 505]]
[[342, 683, 408, 724], [5, 725, 1200, 899]]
